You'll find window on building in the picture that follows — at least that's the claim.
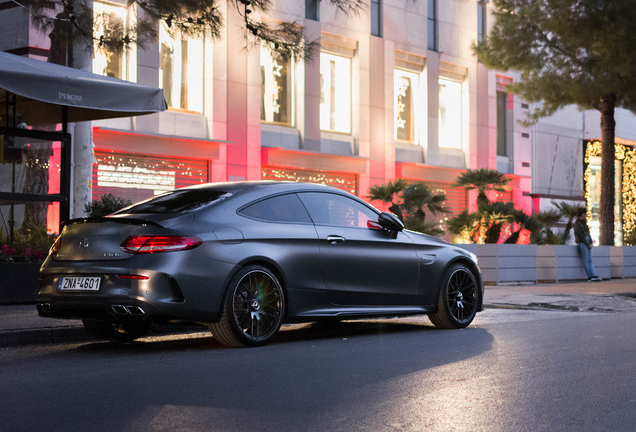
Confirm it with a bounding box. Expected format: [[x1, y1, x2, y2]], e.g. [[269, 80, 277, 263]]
[[306, 0, 319, 21], [93, 1, 135, 81], [371, 0, 382, 37], [93, 150, 209, 204], [497, 91, 508, 156], [261, 47, 293, 125], [477, 0, 487, 44], [320, 52, 351, 134], [438, 78, 462, 150], [428, 0, 437, 51], [159, 23, 204, 113], [395, 69, 419, 142]]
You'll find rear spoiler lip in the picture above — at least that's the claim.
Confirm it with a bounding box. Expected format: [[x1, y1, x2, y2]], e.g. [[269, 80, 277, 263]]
[[61, 217, 163, 229]]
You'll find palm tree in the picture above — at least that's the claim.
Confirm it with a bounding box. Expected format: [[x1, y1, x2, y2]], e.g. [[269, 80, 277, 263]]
[[504, 210, 542, 244], [552, 201, 584, 244], [451, 168, 511, 205], [402, 183, 449, 236], [447, 209, 480, 243], [533, 209, 563, 245], [367, 179, 410, 222], [478, 201, 517, 244], [452, 168, 511, 243], [402, 182, 449, 222]]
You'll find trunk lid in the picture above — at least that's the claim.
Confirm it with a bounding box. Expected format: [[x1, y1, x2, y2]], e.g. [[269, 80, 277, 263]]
[[52, 214, 192, 261]]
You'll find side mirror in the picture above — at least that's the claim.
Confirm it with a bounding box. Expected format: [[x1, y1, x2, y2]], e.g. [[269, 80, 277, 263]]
[[378, 212, 404, 239]]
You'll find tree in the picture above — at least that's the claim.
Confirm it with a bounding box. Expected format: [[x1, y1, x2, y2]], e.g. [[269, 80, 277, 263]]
[[367, 179, 448, 236], [27, 0, 365, 64], [367, 178, 410, 222], [452, 168, 511, 205], [452, 168, 511, 242], [473, 0, 636, 245], [552, 201, 584, 243]]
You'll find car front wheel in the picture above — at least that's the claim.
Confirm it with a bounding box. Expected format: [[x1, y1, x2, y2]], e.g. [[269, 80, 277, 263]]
[[428, 263, 478, 329], [209, 265, 285, 348]]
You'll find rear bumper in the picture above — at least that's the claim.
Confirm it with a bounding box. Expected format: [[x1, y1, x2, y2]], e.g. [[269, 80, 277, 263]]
[[37, 254, 235, 323]]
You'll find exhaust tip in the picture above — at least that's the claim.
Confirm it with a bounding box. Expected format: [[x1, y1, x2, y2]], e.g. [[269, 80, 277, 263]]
[[37, 303, 51, 313], [111, 305, 146, 316]]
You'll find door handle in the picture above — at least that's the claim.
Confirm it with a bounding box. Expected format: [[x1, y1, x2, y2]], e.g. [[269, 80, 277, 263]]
[[327, 235, 346, 244]]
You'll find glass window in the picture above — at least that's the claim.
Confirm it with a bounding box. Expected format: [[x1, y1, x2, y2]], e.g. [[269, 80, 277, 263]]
[[438, 78, 462, 150], [115, 189, 231, 214], [477, 1, 487, 44], [93, 1, 136, 81], [497, 91, 508, 156], [239, 194, 312, 223], [320, 52, 351, 134], [159, 23, 204, 112], [93, 150, 209, 204], [298, 192, 378, 228], [428, 0, 437, 51], [260, 47, 293, 125], [0, 131, 67, 235], [306, 0, 319, 21], [371, 0, 382, 37], [395, 69, 419, 142], [262, 166, 358, 195]]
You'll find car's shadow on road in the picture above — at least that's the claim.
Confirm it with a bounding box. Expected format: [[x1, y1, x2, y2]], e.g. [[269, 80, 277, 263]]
[[68, 317, 452, 354]]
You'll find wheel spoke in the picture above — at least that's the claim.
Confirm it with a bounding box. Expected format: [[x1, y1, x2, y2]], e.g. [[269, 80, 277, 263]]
[[231, 269, 284, 342]]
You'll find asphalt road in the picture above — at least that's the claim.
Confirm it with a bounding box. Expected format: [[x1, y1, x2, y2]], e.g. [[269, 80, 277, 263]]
[[1, 309, 636, 432]]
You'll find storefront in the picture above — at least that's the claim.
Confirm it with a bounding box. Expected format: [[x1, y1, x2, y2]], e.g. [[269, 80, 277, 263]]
[[92, 127, 228, 204], [584, 139, 636, 246]]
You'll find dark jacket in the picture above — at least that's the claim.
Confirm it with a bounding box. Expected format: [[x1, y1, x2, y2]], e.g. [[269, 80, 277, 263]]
[[574, 218, 592, 247]]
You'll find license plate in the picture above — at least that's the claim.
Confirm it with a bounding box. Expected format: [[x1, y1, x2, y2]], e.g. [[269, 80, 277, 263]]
[[58, 277, 101, 291]]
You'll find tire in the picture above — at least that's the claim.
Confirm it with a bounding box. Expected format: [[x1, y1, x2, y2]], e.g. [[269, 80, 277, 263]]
[[428, 263, 479, 329], [208, 265, 285, 348], [82, 320, 151, 342]]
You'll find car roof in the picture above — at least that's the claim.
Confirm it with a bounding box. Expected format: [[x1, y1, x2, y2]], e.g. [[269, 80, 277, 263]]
[[182, 181, 341, 195]]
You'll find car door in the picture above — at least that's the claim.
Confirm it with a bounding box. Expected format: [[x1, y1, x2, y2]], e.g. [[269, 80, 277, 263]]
[[297, 192, 419, 306]]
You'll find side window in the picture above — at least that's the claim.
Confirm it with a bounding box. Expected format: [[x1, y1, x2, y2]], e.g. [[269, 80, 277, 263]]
[[298, 193, 378, 228], [239, 194, 312, 223]]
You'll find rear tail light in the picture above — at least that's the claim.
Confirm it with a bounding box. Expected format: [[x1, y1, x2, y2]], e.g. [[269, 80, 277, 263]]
[[118, 275, 150, 280], [120, 235, 203, 254]]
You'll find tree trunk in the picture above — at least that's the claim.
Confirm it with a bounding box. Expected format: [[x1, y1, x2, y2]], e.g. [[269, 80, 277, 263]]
[[599, 93, 616, 246]]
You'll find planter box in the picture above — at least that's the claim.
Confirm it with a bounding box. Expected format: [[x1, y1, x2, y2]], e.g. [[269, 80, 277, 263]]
[[0, 262, 42, 304], [611, 246, 636, 278], [458, 244, 627, 285], [458, 244, 537, 285]]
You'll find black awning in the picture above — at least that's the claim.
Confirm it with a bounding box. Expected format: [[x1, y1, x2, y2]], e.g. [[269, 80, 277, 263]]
[[0, 51, 166, 125]]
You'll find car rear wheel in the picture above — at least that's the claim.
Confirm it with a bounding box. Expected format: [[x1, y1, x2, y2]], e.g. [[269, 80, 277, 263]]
[[209, 265, 285, 348], [82, 320, 151, 342], [428, 263, 478, 329]]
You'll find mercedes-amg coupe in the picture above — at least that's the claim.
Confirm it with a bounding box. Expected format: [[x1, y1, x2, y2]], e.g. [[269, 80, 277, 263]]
[[37, 181, 483, 347]]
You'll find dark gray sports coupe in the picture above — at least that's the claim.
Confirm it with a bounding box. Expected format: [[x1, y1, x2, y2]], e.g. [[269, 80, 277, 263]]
[[37, 181, 483, 347]]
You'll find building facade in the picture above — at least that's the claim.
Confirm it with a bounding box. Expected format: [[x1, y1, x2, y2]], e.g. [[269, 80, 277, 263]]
[[8, 0, 632, 243]]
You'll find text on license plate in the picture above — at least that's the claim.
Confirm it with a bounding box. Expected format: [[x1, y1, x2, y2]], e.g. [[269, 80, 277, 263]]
[[58, 277, 101, 291]]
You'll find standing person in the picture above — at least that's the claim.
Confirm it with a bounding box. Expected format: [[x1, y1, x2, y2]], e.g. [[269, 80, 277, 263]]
[[574, 208, 601, 282]]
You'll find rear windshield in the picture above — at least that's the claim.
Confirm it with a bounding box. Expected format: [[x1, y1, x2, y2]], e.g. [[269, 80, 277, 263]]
[[114, 189, 232, 214]]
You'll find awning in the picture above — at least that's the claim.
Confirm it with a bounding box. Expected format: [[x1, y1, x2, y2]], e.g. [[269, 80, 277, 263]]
[[0, 51, 166, 125]]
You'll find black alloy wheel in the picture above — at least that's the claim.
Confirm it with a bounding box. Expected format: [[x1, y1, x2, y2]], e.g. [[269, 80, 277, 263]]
[[209, 265, 285, 348], [428, 263, 478, 329]]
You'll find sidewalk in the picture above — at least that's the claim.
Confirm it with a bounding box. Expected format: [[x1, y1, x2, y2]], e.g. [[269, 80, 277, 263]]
[[1, 278, 635, 348]]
